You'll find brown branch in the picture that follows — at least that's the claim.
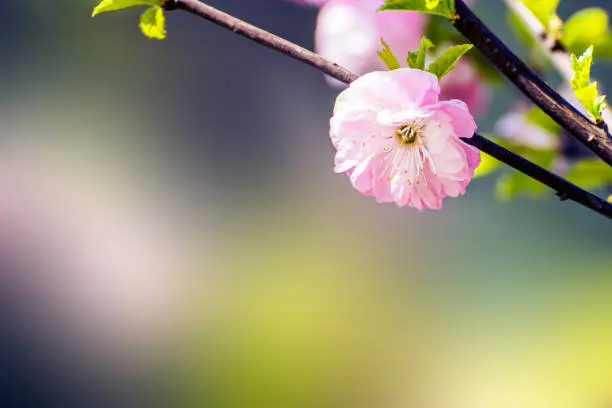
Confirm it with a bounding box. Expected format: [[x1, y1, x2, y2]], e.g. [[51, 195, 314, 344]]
[[162, 0, 356, 84], [161, 0, 612, 219], [453, 0, 612, 165]]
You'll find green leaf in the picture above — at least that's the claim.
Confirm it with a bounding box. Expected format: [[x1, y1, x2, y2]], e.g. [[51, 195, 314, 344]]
[[521, 0, 560, 32], [570, 46, 607, 122], [377, 39, 401, 70], [407, 37, 433, 70], [379, 0, 456, 19], [427, 43, 473, 79], [563, 8, 611, 55], [571, 46, 593, 90], [139, 6, 166, 40], [565, 158, 612, 190], [91, 0, 162, 17], [424, 14, 461, 44]]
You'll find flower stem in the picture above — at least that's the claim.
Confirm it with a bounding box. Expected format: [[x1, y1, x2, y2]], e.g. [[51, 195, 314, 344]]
[[162, 0, 612, 219]]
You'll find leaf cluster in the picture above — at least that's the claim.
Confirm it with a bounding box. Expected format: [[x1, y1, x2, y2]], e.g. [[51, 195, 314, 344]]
[[92, 0, 167, 40]]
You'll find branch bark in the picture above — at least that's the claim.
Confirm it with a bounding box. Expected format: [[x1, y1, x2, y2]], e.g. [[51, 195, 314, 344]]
[[453, 0, 612, 165], [161, 0, 612, 219]]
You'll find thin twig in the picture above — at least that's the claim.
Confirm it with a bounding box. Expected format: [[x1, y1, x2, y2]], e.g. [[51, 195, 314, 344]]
[[162, 0, 356, 84], [161, 0, 612, 219], [453, 0, 612, 165]]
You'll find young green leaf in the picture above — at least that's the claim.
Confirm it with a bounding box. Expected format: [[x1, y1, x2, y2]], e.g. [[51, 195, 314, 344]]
[[565, 158, 612, 190], [426, 0, 441, 9], [427, 44, 473, 79], [407, 37, 433, 70], [140, 6, 166, 40], [92, 0, 162, 17], [563, 8, 611, 55], [379, 0, 455, 19], [521, 0, 560, 32], [570, 46, 607, 122], [571, 47, 593, 90], [377, 39, 401, 70]]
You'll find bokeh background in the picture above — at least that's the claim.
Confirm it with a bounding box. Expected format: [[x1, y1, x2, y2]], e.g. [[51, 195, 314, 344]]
[[0, 0, 611, 407]]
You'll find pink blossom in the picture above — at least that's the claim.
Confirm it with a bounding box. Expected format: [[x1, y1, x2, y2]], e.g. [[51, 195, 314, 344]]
[[315, 0, 425, 76], [330, 68, 480, 210], [314, 0, 488, 116], [294, 0, 475, 9], [440, 59, 489, 117]]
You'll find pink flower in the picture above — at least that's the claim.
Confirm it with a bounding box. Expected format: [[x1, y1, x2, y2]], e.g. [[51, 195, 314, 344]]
[[313, 0, 488, 116], [330, 68, 480, 210], [315, 0, 425, 76], [440, 59, 489, 117]]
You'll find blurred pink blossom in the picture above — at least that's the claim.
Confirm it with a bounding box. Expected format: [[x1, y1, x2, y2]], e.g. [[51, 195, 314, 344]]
[[440, 58, 489, 117], [293, 0, 476, 8], [315, 0, 425, 76], [0, 141, 187, 371], [312, 0, 488, 116], [494, 107, 559, 150], [330, 68, 480, 210]]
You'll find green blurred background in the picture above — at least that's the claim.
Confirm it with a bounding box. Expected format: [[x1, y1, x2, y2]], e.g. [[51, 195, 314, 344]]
[[0, 0, 610, 407]]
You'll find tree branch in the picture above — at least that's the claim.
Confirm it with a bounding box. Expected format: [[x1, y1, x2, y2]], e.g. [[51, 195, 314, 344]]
[[161, 0, 612, 219], [162, 0, 356, 84], [464, 135, 612, 217], [504, 0, 612, 126], [453, 0, 612, 166]]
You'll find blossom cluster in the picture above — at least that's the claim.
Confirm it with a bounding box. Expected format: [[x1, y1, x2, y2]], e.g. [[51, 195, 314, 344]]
[[292, 0, 484, 209]]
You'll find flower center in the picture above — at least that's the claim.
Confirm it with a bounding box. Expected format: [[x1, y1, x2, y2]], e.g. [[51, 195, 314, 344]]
[[396, 123, 423, 145]]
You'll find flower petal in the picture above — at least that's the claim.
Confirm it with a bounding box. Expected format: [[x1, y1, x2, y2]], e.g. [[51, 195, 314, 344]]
[[435, 100, 477, 139]]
